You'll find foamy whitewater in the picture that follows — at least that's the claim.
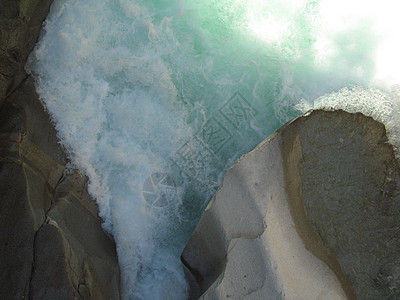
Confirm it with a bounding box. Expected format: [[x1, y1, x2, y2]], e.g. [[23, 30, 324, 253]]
[[26, 0, 400, 299]]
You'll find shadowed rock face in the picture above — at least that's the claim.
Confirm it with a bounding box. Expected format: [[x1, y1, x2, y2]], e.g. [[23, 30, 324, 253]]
[[0, 1, 121, 299], [182, 110, 400, 299], [0, 76, 121, 300], [0, 0, 53, 105]]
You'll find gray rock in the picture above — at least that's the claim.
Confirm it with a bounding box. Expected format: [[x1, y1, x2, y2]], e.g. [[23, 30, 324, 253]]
[[0, 76, 121, 299], [282, 110, 400, 299], [182, 110, 400, 299], [0, 0, 53, 106], [0, 1, 121, 297]]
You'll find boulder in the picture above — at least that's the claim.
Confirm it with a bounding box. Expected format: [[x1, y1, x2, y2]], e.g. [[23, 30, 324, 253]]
[[182, 110, 400, 299]]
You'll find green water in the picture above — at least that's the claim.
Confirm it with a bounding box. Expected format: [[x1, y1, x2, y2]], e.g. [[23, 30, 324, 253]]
[[27, 0, 400, 298]]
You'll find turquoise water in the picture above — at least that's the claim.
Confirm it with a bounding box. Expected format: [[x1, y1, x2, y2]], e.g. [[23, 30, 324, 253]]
[[27, 0, 400, 298]]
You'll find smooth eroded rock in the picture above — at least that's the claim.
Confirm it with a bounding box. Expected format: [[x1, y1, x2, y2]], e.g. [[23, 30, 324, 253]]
[[0, 77, 120, 299], [1, 1, 121, 298], [182, 110, 400, 299]]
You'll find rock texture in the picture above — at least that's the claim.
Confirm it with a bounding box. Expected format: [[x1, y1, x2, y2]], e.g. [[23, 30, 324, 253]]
[[0, 76, 121, 299], [0, 0, 53, 105], [0, 1, 121, 299], [182, 110, 400, 299]]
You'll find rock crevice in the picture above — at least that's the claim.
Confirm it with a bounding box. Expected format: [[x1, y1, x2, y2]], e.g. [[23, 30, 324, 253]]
[[0, 2, 121, 297]]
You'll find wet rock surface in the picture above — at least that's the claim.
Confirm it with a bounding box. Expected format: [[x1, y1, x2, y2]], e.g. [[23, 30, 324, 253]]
[[0, 1, 121, 298], [0, 77, 121, 299]]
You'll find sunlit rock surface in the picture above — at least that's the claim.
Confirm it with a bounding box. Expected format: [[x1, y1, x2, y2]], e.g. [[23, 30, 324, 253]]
[[182, 110, 400, 299]]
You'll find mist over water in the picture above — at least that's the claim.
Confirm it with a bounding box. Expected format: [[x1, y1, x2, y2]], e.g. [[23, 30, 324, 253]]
[[26, 0, 400, 298]]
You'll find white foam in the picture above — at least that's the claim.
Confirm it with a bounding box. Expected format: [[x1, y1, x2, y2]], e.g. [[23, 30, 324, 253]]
[[295, 85, 400, 154], [27, 0, 192, 298], [26, 0, 400, 298]]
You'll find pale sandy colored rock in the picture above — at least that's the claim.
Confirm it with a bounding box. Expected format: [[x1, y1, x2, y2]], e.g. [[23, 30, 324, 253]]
[[182, 110, 400, 299]]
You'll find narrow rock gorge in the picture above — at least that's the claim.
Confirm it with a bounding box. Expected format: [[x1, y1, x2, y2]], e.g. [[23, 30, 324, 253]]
[[2, 1, 400, 300]]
